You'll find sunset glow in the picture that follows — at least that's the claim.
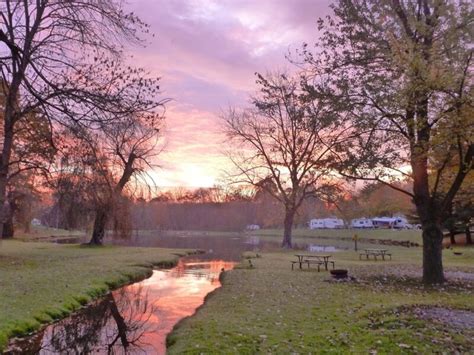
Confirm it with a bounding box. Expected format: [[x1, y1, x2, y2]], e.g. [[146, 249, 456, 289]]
[[126, 0, 332, 188], [2, 1, 472, 352]]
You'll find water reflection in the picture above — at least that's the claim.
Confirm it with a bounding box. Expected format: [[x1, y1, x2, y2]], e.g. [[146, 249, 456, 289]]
[[7, 260, 234, 355]]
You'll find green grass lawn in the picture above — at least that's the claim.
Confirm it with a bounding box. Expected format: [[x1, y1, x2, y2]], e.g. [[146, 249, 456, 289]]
[[254, 228, 423, 243], [12, 225, 86, 242], [160, 228, 422, 243], [168, 246, 474, 354], [0, 239, 191, 351]]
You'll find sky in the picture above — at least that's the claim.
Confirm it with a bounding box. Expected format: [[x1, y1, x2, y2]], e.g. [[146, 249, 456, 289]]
[[126, 0, 333, 188]]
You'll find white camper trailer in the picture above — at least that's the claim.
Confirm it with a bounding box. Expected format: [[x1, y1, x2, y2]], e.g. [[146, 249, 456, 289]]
[[393, 216, 410, 229], [31, 218, 41, 226], [371, 217, 396, 228], [323, 218, 344, 229], [246, 224, 260, 230], [309, 219, 325, 229], [372, 216, 410, 229], [350, 218, 374, 229], [309, 218, 344, 229]]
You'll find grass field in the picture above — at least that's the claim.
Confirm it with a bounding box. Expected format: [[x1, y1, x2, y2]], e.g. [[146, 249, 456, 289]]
[[11, 225, 86, 242], [0, 239, 192, 351], [168, 245, 474, 353], [254, 228, 423, 243], [159, 228, 423, 244]]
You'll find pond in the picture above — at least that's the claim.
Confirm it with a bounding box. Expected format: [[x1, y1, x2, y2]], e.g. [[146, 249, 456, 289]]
[[8, 233, 341, 353]]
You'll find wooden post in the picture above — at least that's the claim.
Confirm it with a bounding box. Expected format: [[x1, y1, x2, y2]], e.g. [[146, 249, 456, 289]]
[[353, 234, 358, 251]]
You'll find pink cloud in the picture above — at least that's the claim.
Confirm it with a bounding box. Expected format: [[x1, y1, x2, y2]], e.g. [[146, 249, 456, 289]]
[[126, 0, 333, 187]]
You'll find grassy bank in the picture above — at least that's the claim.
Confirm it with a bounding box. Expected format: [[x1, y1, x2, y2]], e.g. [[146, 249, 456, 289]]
[[156, 228, 423, 246], [0, 240, 191, 351], [168, 246, 474, 353], [11, 225, 85, 242]]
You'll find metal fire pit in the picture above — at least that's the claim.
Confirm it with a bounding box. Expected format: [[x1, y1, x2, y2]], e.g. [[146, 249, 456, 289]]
[[330, 269, 348, 279]]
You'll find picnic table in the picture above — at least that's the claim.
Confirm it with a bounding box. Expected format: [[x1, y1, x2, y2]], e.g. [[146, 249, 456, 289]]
[[359, 248, 392, 261], [292, 254, 335, 271]]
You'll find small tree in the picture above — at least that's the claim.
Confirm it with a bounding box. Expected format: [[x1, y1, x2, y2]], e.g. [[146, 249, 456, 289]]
[[224, 73, 343, 248], [0, 92, 54, 237], [86, 113, 164, 245], [302, 0, 473, 284], [3, 171, 42, 237], [47, 147, 96, 231]]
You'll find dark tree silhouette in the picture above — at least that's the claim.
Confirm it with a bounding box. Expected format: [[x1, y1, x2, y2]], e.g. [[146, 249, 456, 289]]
[[0, 0, 158, 237]]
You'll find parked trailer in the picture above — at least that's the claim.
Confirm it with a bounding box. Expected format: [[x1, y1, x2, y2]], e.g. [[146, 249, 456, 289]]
[[372, 216, 410, 229], [350, 218, 374, 229], [246, 224, 260, 230], [309, 218, 345, 229]]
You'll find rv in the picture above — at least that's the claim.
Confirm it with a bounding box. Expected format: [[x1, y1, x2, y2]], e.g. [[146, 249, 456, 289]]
[[350, 218, 374, 229], [309, 219, 325, 229], [31, 218, 41, 226], [372, 216, 409, 229], [309, 218, 344, 229], [246, 224, 260, 230]]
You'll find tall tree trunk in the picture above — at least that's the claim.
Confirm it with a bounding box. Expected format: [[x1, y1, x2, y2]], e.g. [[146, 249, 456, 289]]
[[449, 229, 456, 245], [281, 208, 295, 248], [23, 220, 31, 233], [2, 214, 14, 238], [0, 76, 22, 239], [89, 207, 108, 245], [411, 115, 445, 284], [466, 225, 472, 245], [421, 222, 444, 284], [0, 123, 14, 239], [1, 198, 14, 238]]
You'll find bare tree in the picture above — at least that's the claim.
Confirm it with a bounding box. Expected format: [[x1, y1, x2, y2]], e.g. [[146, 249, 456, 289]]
[[224, 73, 343, 248], [0, 0, 157, 237]]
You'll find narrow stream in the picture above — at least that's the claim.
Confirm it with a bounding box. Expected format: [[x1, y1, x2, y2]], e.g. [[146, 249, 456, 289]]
[[6, 233, 340, 354], [6, 259, 235, 354]]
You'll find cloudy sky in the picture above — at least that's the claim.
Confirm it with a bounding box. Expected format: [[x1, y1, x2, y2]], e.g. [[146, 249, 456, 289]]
[[126, 0, 332, 188]]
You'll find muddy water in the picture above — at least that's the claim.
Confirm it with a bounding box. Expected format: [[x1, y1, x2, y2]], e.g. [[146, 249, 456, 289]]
[[6, 259, 234, 355]]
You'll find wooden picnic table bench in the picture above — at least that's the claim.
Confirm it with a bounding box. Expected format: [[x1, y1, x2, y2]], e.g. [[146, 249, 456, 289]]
[[359, 249, 392, 261], [292, 254, 335, 271]]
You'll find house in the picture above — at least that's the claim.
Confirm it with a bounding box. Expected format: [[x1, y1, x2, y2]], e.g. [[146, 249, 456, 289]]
[[350, 218, 374, 229], [309, 218, 344, 229]]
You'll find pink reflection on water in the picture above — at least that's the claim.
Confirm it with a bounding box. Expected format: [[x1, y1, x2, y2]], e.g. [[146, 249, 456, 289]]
[[5, 260, 235, 355], [111, 259, 235, 354]]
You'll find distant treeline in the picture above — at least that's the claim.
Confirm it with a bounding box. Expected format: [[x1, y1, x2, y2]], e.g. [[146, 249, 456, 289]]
[[131, 201, 259, 231], [39, 183, 414, 232]]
